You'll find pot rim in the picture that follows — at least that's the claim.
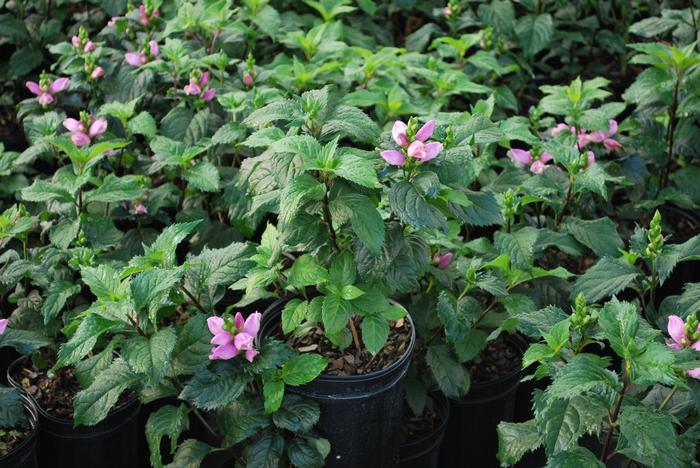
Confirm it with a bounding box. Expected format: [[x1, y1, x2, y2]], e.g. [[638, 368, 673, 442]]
[[400, 391, 450, 449], [0, 393, 39, 462], [465, 333, 526, 391], [258, 295, 416, 383], [6, 354, 140, 425]]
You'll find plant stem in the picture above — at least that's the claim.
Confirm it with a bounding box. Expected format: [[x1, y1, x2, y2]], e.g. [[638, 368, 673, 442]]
[[348, 317, 362, 353], [649, 259, 658, 310], [599, 366, 630, 462], [554, 174, 575, 230], [657, 385, 679, 412], [321, 183, 340, 253], [180, 284, 209, 315], [661, 73, 681, 189]]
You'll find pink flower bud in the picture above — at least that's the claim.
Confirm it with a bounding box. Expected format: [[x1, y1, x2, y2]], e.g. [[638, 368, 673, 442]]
[[434, 252, 453, 269], [88, 118, 108, 138], [38, 93, 55, 106], [71, 35, 81, 48], [91, 67, 105, 79], [201, 88, 216, 101], [530, 160, 547, 174], [134, 204, 148, 215], [415, 119, 436, 142], [242, 72, 254, 86], [71, 131, 91, 147], [149, 40, 159, 57], [83, 41, 96, 53], [184, 83, 201, 96], [0, 318, 7, 335]]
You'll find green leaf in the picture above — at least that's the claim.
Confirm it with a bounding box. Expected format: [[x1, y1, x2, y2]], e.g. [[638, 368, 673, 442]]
[[244, 433, 284, 468], [321, 105, 379, 144], [329, 250, 356, 286], [497, 420, 541, 466], [165, 439, 211, 468], [618, 405, 681, 468], [362, 314, 389, 355], [73, 358, 138, 426], [448, 190, 503, 226], [272, 394, 320, 432], [80, 264, 127, 302], [598, 300, 653, 360], [282, 299, 308, 334], [562, 217, 624, 258], [426, 344, 470, 399], [545, 447, 604, 468], [287, 255, 329, 288], [333, 154, 380, 188], [536, 396, 607, 456], [332, 192, 385, 254], [494, 227, 539, 270], [548, 354, 617, 399], [131, 268, 183, 320], [75, 348, 114, 389], [282, 354, 328, 386], [41, 281, 80, 324], [128, 111, 157, 139], [515, 14, 554, 57], [83, 174, 144, 204], [56, 314, 121, 368], [279, 174, 326, 225], [321, 294, 352, 335], [50, 217, 80, 249], [180, 363, 252, 410], [21, 179, 73, 203], [122, 327, 178, 383], [0, 387, 27, 427], [522, 343, 556, 368], [146, 404, 190, 468], [217, 400, 269, 447], [263, 378, 285, 413], [171, 314, 211, 376], [572, 257, 639, 303], [389, 180, 448, 232], [183, 161, 220, 192]]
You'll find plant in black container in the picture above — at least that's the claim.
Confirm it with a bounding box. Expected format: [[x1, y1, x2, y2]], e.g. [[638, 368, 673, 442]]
[[0, 386, 39, 468]]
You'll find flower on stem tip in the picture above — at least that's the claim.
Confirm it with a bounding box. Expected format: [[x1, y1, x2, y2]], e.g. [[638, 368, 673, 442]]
[[184, 71, 216, 101], [26, 73, 70, 106], [380, 118, 443, 166], [139, 4, 160, 25], [0, 318, 7, 335], [207, 312, 261, 362], [551, 120, 621, 152], [507, 148, 553, 174], [63, 112, 108, 147], [125, 40, 159, 67], [667, 314, 700, 379], [433, 251, 453, 269]]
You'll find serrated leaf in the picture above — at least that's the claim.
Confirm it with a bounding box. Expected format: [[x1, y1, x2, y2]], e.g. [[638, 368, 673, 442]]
[[333, 154, 380, 188], [56, 314, 121, 368], [572, 257, 639, 303], [41, 281, 80, 324], [84, 174, 144, 204], [73, 358, 138, 426], [494, 227, 539, 270], [321, 294, 352, 335], [389, 180, 447, 232], [287, 255, 329, 288], [272, 394, 320, 432], [497, 420, 541, 466], [279, 174, 326, 225], [426, 344, 469, 399], [122, 327, 178, 383], [282, 354, 328, 386], [361, 314, 389, 355], [184, 161, 220, 192], [180, 363, 252, 410], [146, 404, 190, 468]]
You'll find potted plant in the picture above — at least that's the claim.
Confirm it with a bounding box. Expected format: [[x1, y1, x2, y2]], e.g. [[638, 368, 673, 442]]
[[0, 386, 39, 468]]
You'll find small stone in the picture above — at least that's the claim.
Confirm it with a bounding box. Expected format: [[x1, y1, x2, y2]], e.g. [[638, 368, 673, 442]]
[[298, 344, 318, 352]]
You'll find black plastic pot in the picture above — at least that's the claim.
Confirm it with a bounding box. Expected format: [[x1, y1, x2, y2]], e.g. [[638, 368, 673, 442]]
[[7, 356, 141, 468], [439, 338, 523, 468], [399, 393, 449, 468], [258, 297, 416, 468], [0, 347, 20, 385], [0, 393, 39, 468]]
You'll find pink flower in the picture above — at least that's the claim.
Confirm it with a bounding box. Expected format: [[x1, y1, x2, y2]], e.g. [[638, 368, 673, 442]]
[[443, 5, 452, 16], [586, 151, 595, 166], [91, 67, 105, 79], [108, 16, 120, 27], [551, 123, 572, 138], [207, 312, 261, 362], [667, 315, 700, 379], [184, 82, 201, 96], [507, 148, 532, 167], [201, 88, 216, 101], [134, 204, 148, 215], [71, 35, 81, 48], [380, 150, 405, 166], [199, 72, 209, 85], [242, 72, 254, 86], [26, 77, 70, 106], [530, 160, 547, 174], [138, 5, 160, 25], [603, 138, 621, 152], [149, 40, 159, 57], [392, 120, 409, 148], [540, 151, 553, 163], [415, 119, 436, 142], [63, 115, 107, 147], [433, 251, 453, 269], [0, 319, 7, 335], [125, 52, 146, 67], [407, 140, 442, 162], [84, 41, 96, 53]]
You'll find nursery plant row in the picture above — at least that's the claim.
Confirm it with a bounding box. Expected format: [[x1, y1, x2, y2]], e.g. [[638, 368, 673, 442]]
[[1, 0, 700, 467]]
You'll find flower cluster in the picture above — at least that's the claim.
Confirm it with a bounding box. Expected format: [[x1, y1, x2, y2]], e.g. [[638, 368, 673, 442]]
[[125, 40, 159, 67], [507, 148, 556, 174], [667, 314, 700, 379], [26, 73, 70, 106], [380, 118, 443, 166], [63, 112, 108, 147], [551, 119, 622, 152], [139, 3, 160, 25], [207, 312, 261, 362], [184, 71, 216, 101]]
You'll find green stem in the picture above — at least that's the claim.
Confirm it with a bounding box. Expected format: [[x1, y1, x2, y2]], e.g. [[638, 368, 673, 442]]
[[657, 385, 679, 412]]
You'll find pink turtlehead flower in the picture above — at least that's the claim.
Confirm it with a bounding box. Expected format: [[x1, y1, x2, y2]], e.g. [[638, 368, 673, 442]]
[[407, 140, 442, 162], [415, 119, 436, 142], [91, 67, 105, 79], [63, 115, 108, 147], [139, 4, 160, 25], [392, 120, 409, 148], [71, 36, 81, 48], [26, 77, 70, 106], [443, 5, 452, 16], [507, 148, 532, 167], [242, 72, 254, 86], [107, 16, 121, 27], [207, 312, 261, 362], [381, 119, 443, 166], [551, 123, 573, 138], [84, 41, 96, 53], [0, 319, 7, 335], [380, 150, 405, 166], [530, 160, 547, 174], [667, 315, 700, 379], [149, 40, 159, 57], [125, 41, 159, 67], [433, 251, 453, 269], [134, 204, 148, 215], [184, 71, 216, 101], [184, 82, 201, 96]]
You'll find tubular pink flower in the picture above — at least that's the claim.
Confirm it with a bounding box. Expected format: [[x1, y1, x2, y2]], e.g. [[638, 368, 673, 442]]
[[134, 204, 148, 215], [415, 119, 436, 142], [207, 313, 260, 362], [407, 140, 442, 161], [608, 120, 618, 135], [530, 160, 547, 174], [201, 88, 216, 101], [668, 315, 688, 347], [149, 40, 159, 57], [139, 5, 150, 25], [184, 82, 201, 96], [434, 251, 453, 269], [540, 151, 553, 163], [0, 319, 7, 335], [603, 138, 621, 152], [91, 67, 105, 79], [199, 72, 209, 86], [125, 53, 144, 66], [71, 36, 81, 48], [63, 118, 84, 133], [71, 131, 91, 147], [108, 16, 120, 27], [242, 312, 261, 336], [587, 131, 607, 143], [551, 123, 571, 137], [507, 148, 532, 167], [586, 151, 595, 167], [89, 118, 108, 138], [577, 131, 589, 148], [84, 41, 96, 53], [391, 120, 409, 148], [38, 93, 55, 106], [49, 78, 71, 94], [380, 150, 405, 166], [26, 81, 42, 95], [243, 73, 254, 86]]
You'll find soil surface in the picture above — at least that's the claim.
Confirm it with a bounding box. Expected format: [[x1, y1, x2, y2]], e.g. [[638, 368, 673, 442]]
[[400, 394, 442, 442], [14, 357, 132, 419], [0, 424, 32, 458], [282, 315, 412, 376], [467, 337, 521, 384]]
